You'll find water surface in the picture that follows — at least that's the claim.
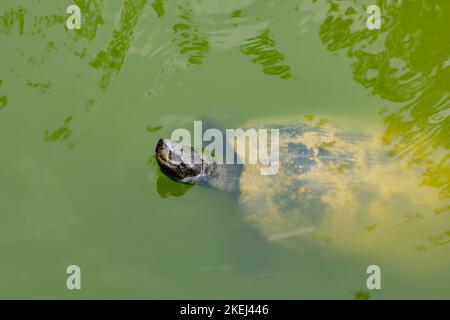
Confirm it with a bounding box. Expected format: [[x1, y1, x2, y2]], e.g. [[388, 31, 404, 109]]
[[0, 0, 449, 299]]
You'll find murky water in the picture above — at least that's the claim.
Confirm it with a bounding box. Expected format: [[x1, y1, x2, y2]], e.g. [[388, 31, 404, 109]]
[[0, 0, 449, 299]]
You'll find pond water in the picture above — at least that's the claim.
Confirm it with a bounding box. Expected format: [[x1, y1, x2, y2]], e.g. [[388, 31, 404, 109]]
[[0, 0, 449, 299]]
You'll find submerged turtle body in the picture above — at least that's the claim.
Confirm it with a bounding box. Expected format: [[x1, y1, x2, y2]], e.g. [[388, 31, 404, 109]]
[[156, 115, 438, 244], [232, 116, 372, 238], [231, 116, 435, 241]]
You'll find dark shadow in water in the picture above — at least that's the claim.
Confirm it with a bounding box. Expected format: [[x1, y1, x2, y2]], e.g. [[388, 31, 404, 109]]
[[318, 0, 450, 201], [146, 125, 163, 133]]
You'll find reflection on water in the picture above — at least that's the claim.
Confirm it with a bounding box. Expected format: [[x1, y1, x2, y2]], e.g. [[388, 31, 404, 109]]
[[0, 0, 449, 298], [31, 14, 65, 36], [353, 290, 369, 300], [240, 30, 292, 79], [0, 95, 7, 110], [0, 1, 293, 112], [151, 0, 165, 18], [148, 0, 293, 95], [0, 80, 7, 111], [307, 0, 450, 255], [0, 7, 25, 35], [43, 116, 78, 148], [90, 0, 147, 91], [318, 0, 450, 202], [172, 5, 209, 66], [414, 228, 450, 252], [26, 80, 52, 94], [72, 0, 105, 40], [146, 125, 163, 133]]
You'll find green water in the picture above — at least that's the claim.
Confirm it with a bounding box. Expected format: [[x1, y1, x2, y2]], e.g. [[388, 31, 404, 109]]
[[0, 0, 449, 299]]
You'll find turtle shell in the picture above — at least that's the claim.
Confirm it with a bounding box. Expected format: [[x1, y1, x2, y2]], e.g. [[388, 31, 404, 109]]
[[231, 116, 438, 243]]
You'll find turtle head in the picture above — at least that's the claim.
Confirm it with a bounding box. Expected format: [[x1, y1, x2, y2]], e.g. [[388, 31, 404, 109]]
[[155, 138, 204, 183]]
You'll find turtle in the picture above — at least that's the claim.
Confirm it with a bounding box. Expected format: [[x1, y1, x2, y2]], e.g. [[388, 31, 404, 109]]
[[154, 115, 439, 244]]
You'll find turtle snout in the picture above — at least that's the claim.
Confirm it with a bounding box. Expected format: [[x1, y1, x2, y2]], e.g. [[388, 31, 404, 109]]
[[155, 139, 170, 165], [155, 139, 167, 160], [156, 138, 168, 152]]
